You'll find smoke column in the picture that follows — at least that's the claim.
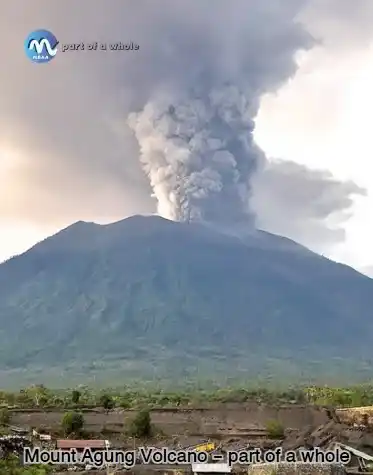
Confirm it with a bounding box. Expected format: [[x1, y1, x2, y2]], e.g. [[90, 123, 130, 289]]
[[128, 86, 265, 229], [126, 0, 314, 232]]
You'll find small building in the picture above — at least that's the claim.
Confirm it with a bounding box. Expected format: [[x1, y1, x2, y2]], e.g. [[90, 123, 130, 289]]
[[32, 429, 52, 441], [56, 439, 110, 451], [9, 425, 29, 436], [192, 463, 232, 475]]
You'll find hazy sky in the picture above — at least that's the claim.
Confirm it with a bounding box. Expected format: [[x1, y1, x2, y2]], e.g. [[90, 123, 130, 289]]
[[1, 0, 373, 277], [255, 0, 373, 274]]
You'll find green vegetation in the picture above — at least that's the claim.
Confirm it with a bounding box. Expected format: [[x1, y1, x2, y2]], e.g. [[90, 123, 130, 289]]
[[266, 419, 285, 439], [0, 216, 372, 386], [0, 407, 10, 425], [127, 409, 152, 438], [304, 385, 373, 407], [0, 455, 51, 474], [0, 385, 307, 409], [61, 411, 84, 435], [0, 384, 372, 410], [71, 389, 81, 404], [99, 393, 115, 412]]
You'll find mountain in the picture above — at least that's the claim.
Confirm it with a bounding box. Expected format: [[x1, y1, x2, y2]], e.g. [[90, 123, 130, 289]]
[[0, 215, 373, 387]]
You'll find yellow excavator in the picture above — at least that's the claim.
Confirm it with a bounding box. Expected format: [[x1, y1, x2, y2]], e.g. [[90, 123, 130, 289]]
[[181, 441, 216, 453], [195, 442, 215, 452]]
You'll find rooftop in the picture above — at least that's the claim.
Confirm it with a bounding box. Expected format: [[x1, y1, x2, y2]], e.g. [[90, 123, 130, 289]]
[[56, 439, 109, 449], [192, 464, 232, 473]]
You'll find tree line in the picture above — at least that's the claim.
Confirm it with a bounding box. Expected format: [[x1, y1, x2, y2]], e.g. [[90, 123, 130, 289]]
[[1, 384, 373, 410]]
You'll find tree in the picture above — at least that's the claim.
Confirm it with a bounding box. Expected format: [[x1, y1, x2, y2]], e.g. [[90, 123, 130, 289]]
[[0, 408, 11, 426], [16, 390, 33, 407], [100, 394, 115, 413], [61, 411, 84, 436], [71, 390, 81, 405], [127, 409, 152, 438], [119, 398, 131, 409], [24, 385, 49, 407]]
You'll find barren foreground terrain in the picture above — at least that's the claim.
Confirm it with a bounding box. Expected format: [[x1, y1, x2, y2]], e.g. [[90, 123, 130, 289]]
[[8, 402, 373, 474], [11, 403, 330, 446]]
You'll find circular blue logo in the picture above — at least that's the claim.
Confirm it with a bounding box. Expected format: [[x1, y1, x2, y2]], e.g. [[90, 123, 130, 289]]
[[25, 29, 58, 63]]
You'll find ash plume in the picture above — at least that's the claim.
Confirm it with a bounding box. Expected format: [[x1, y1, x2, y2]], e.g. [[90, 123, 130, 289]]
[[251, 160, 367, 247], [125, 0, 314, 232], [126, 0, 364, 235], [128, 86, 264, 228]]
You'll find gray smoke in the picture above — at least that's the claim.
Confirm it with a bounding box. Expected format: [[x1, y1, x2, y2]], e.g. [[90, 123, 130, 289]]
[[128, 86, 264, 227], [125, 0, 314, 232], [125, 0, 365, 236], [251, 160, 367, 247]]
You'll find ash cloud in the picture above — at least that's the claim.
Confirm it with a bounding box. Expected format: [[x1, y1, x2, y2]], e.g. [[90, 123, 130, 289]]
[[123, 0, 365, 236], [251, 160, 367, 247], [128, 86, 264, 227], [124, 0, 314, 232]]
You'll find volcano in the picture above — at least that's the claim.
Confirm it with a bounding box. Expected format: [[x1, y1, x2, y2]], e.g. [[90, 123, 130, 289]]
[[0, 215, 372, 386]]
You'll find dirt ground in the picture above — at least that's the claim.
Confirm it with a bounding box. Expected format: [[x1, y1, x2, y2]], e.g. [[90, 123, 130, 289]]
[[8, 404, 373, 474], [10, 403, 329, 446]]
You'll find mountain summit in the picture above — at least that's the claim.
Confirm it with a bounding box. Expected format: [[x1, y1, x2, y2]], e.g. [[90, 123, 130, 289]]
[[0, 215, 372, 385]]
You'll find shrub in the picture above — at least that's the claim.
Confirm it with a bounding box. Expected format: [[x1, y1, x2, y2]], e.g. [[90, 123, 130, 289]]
[[127, 409, 152, 438], [61, 411, 84, 436], [0, 408, 10, 426], [120, 398, 131, 409], [0, 453, 52, 473], [99, 394, 115, 412], [71, 390, 81, 405], [266, 419, 284, 439]]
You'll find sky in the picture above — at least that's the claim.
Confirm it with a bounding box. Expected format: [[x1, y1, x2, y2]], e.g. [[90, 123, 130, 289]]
[[255, 0, 373, 276], [0, 0, 373, 277]]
